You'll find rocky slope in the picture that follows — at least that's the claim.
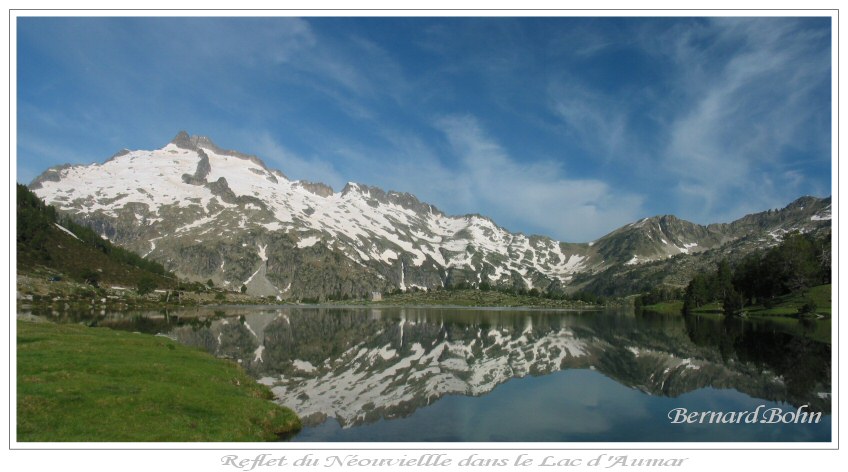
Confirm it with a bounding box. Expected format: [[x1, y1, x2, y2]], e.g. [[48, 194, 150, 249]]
[[29, 132, 832, 299]]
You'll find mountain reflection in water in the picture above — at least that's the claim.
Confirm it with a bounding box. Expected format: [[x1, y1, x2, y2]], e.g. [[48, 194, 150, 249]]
[[26, 305, 831, 440]]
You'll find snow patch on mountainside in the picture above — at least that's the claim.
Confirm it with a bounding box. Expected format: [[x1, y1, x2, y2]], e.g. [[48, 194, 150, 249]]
[[53, 223, 80, 240], [678, 242, 698, 254], [811, 205, 831, 221], [297, 236, 320, 248]]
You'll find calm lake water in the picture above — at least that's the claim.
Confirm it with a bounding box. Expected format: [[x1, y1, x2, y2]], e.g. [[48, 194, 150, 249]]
[[22, 305, 831, 442]]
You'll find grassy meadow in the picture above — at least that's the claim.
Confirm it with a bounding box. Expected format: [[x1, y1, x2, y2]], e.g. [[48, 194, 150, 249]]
[[17, 321, 300, 442]]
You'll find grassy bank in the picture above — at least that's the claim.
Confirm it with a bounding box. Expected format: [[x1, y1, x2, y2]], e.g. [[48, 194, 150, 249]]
[[17, 321, 300, 441], [643, 284, 832, 318], [340, 288, 608, 309], [639, 300, 684, 315], [748, 284, 831, 317], [690, 284, 832, 318]]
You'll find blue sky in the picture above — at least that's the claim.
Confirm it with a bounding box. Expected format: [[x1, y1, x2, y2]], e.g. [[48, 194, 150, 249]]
[[16, 16, 832, 242]]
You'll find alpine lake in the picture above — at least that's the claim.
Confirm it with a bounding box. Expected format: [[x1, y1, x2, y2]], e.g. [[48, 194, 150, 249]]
[[20, 304, 831, 442]]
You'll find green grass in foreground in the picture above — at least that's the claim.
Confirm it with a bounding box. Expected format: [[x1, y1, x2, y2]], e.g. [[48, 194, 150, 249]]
[[17, 321, 300, 441], [640, 300, 684, 315]]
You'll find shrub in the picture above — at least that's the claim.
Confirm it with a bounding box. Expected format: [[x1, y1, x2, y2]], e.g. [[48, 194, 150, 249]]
[[798, 298, 818, 316], [137, 276, 156, 295]]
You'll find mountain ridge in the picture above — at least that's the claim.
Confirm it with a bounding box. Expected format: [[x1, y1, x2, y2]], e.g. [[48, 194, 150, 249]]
[[28, 132, 832, 300]]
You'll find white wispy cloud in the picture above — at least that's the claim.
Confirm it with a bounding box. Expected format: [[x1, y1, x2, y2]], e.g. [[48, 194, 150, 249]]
[[153, 18, 316, 68], [275, 29, 412, 114], [661, 18, 831, 221], [543, 18, 830, 224], [434, 115, 645, 242], [17, 134, 97, 184], [249, 131, 347, 191], [548, 79, 630, 160]]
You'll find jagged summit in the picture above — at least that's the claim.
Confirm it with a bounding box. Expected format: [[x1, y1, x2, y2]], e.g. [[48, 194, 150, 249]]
[[170, 130, 223, 153], [169, 130, 195, 148], [785, 195, 828, 211], [341, 182, 444, 216], [170, 130, 272, 171]]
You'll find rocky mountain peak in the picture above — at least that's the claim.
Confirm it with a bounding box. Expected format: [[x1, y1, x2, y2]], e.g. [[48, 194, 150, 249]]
[[170, 130, 218, 151], [786, 195, 828, 211], [105, 149, 131, 162], [656, 214, 679, 224], [169, 131, 270, 171], [295, 181, 334, 198], [29, 163, 74, 189], [169, 130, 196, 149], [340, 182, 362, 196]]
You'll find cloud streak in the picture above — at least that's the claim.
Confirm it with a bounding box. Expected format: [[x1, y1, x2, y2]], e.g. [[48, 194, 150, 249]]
[[540, 18, 831, 224], [434, 115, 645, 241], [548, 79, 631, 161], [249, 131, 347, 191], [660, 18, 831, 221]]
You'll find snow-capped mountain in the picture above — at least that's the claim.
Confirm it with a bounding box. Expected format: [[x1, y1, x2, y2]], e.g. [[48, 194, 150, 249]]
[[29, 132, 832, 299]]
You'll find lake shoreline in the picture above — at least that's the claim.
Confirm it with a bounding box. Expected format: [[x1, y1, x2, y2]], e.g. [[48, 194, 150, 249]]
[[16, 275, 613, 313]]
